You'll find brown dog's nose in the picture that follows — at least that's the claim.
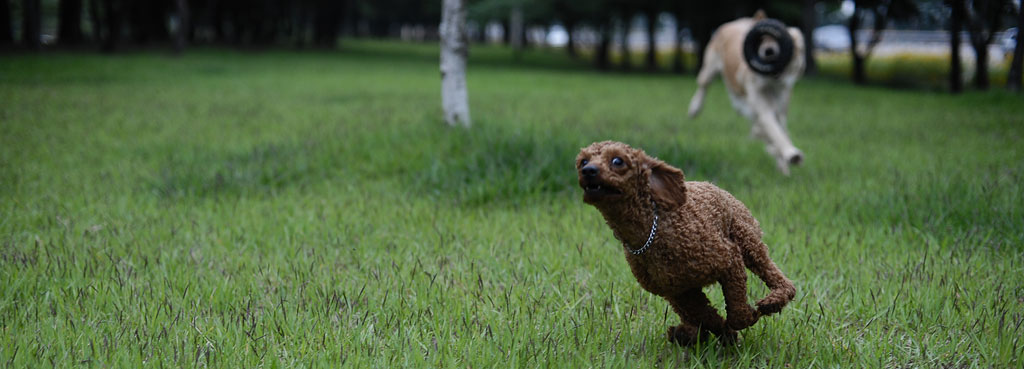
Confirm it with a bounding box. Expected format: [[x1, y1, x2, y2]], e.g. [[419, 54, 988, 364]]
[[581, 166, 598, 177]]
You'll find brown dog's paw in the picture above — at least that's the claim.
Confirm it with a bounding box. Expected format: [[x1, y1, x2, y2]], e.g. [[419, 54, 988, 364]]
[[667, 324, 702, 346], [726, 306, 760, 331], [716, 328, 738, 346], [756, 290, 793, 316], [756, 299, 786, 316]]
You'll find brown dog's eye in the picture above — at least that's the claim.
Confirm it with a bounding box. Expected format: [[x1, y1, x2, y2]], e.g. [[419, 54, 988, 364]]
[[612, 157, 624, 167], [580, 159, 589, 167]]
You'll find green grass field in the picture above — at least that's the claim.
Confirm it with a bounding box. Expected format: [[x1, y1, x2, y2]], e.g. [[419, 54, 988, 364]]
[[2, 41, 1022, 368]]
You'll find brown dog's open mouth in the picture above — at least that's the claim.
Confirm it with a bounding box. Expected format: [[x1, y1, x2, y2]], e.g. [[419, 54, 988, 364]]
[[582, 182, 622, 199]]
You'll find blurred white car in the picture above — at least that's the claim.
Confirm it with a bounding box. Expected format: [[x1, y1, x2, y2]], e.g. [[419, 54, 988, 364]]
[[813, 25, 850, 51], [1001, 28, 1017, 54], [546, 25, 568, 47]]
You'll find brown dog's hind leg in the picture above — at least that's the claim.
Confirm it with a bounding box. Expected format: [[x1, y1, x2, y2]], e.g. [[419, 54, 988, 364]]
[[665, 296, 705, 346], [745, 241, 796, 315], [728, 211, 796, 316], [719, 265, 760, 331], [669, 289, 738, 345], [666, 322, 705, 346]]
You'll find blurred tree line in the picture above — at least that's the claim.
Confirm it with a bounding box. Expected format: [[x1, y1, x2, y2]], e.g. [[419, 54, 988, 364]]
[[0, 0, 1020, 91], [2, 0, 441, 51]]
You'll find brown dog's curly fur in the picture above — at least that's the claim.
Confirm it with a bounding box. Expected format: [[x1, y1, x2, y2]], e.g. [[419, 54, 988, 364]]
[[576, 141, 795, 345]]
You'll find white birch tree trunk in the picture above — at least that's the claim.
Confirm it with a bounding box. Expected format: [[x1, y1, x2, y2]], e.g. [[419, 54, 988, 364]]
[[440, 0, 471, 127]]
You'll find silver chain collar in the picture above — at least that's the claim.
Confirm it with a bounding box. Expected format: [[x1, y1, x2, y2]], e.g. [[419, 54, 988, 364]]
[[626, 202, 658, 256]]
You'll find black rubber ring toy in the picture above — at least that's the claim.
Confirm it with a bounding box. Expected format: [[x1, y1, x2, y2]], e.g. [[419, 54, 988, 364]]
[[742, 19, 795, 76]]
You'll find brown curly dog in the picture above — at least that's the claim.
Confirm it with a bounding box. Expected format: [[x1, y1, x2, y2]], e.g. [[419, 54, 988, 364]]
[[576, 141, 795, 345]]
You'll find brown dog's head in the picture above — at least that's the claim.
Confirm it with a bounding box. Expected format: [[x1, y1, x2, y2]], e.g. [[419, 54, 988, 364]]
[[575, 141, 687, 210]]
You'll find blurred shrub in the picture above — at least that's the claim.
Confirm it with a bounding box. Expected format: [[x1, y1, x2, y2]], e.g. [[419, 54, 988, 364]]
[[816, 52, 1020, 91]]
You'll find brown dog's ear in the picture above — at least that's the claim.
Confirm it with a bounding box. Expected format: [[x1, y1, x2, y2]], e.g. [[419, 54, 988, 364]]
[[644, 154, 687, 209]]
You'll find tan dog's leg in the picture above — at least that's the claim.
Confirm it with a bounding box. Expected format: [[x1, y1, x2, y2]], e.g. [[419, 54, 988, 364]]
[[748, 92, 802, 174], [688, 48, 721, 118], [776, 88, 793, 131]]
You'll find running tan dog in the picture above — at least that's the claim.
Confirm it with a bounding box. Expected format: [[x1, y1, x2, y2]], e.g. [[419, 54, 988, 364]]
[[688, 11, 806, 175], [576, 141, 796, 345]]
